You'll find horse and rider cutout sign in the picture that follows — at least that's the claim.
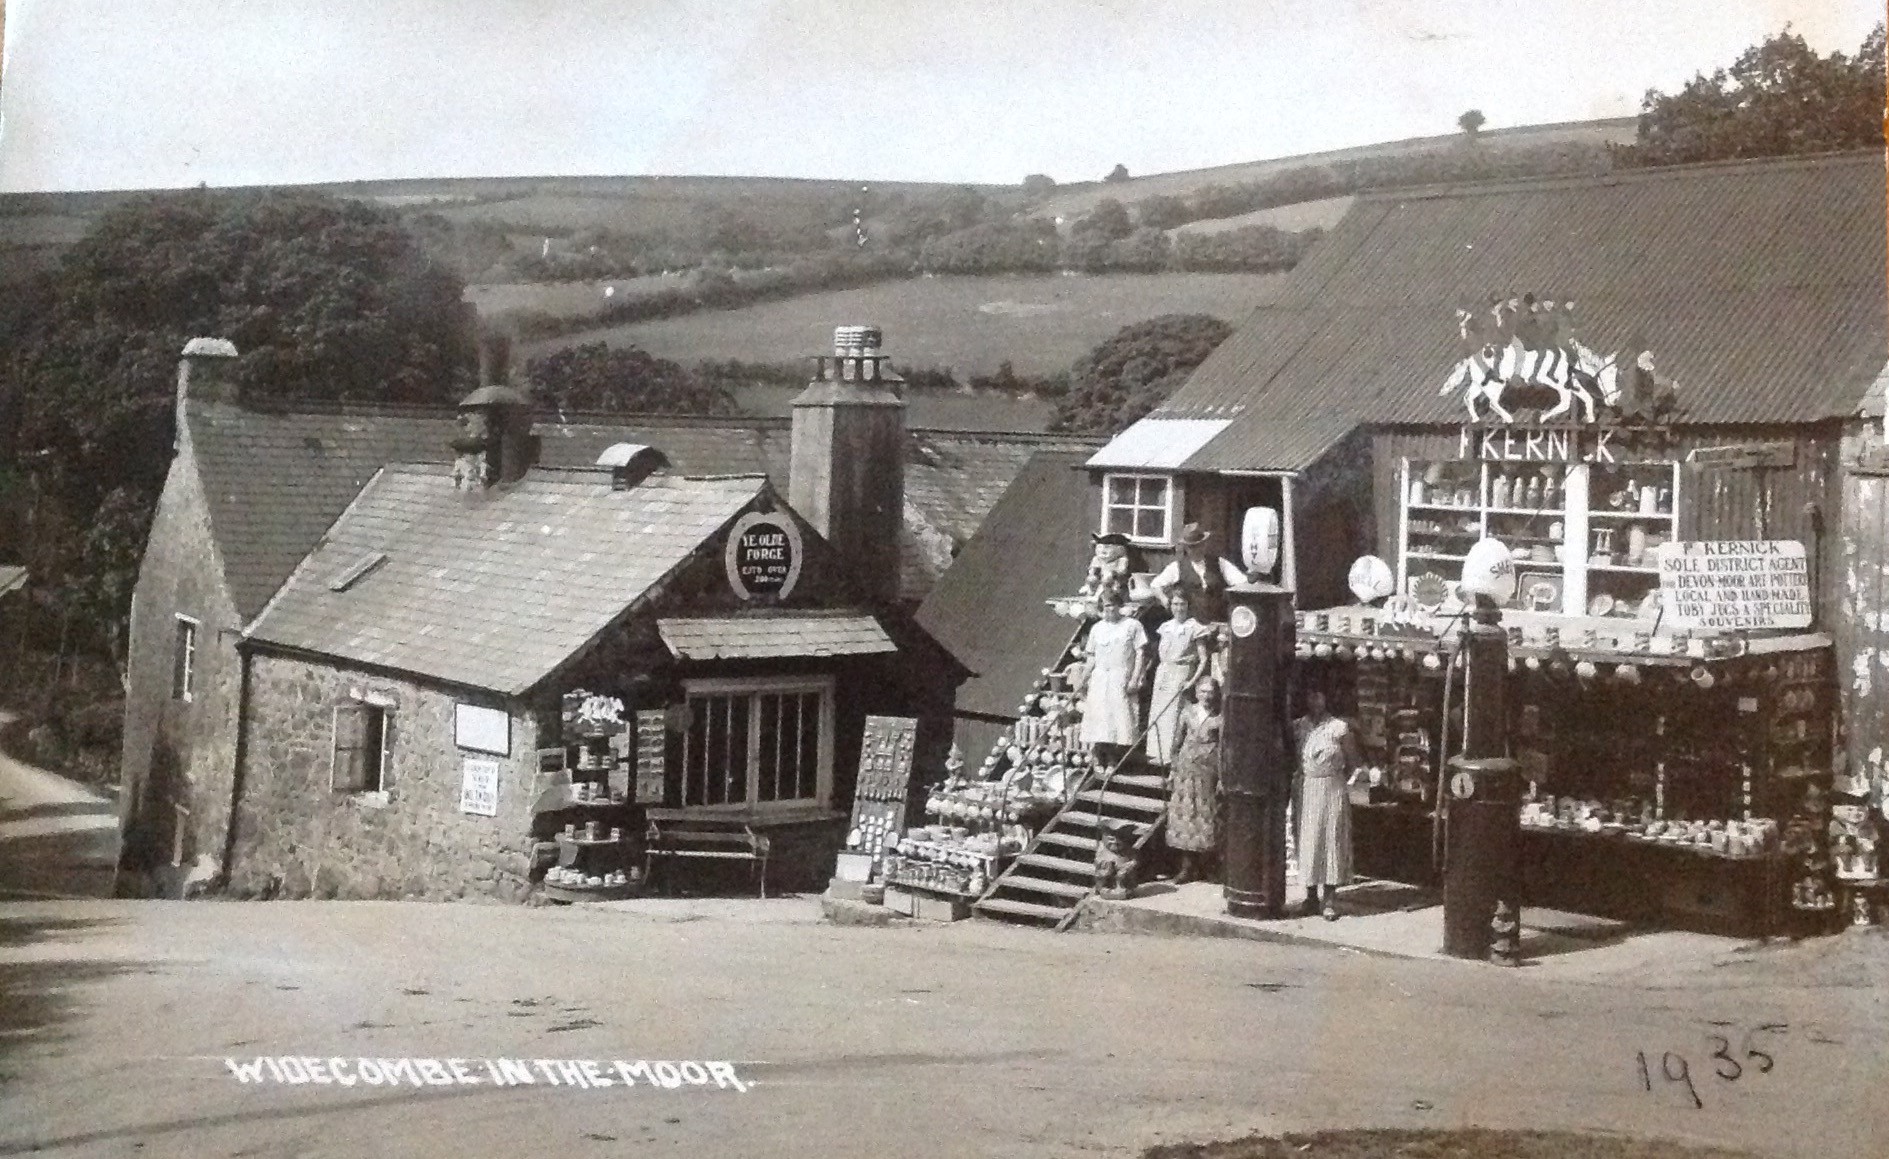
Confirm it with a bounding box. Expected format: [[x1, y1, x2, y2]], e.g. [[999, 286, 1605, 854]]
[[1441, 295, 1682, 426]]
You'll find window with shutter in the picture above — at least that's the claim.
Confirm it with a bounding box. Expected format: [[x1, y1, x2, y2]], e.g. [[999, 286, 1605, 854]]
[[331, 702, 387, 793]]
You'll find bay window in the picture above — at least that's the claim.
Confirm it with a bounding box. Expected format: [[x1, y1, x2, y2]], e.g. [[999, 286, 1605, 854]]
[[681, 677, 833, 810]]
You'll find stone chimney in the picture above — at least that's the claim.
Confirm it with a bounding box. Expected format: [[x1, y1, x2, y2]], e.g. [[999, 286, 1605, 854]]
[[789, 325, 906, 604], [175, 337, 239, 448], [452, 385, 537, 489]]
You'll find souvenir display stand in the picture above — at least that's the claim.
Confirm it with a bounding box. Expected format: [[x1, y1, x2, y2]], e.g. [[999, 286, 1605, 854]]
[[835, 716, 920, 886], [530, 691, 642, 903], [1294, 604, 1839, 936]]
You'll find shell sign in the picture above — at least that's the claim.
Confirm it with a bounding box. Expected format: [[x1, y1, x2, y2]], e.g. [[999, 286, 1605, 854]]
[[725, 511, 804, 601]]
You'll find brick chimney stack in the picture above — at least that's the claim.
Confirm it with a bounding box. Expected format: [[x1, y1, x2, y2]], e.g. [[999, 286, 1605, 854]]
[[789, 325, 906, 604]]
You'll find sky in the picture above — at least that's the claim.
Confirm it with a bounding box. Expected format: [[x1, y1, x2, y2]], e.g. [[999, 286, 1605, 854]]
[[0, 0, 1882, 192]]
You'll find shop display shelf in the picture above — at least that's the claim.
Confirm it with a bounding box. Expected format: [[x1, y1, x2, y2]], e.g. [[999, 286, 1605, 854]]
[[1589, 509, 1674, 519], [1407, 551, 1467, 562], [1407, 501, 1481, 512], [1484, 505, 1560, 516], [1586, 562, 1660, 574]]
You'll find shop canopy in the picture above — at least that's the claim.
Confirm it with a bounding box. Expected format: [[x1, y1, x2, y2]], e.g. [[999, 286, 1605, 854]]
[[656, 612, 897, 662]]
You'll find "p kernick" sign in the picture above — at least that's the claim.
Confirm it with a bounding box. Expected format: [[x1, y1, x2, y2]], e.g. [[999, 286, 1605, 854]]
[[1656, 540, 1811, 631]]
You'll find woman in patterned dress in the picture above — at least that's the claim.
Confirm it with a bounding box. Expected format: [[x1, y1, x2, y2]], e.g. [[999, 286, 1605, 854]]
[[1166, 678, 1224, 885], [1293, 688, 1362, 920]]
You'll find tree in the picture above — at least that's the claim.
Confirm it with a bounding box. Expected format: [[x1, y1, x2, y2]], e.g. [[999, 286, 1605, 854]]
[[1022, 174, 1058, 197], [1105, 163, 1131, 183], [1614, 23, 1885, 167], [1458, 109, 1487, 139], [1049, 314, 1234, 435], [1075, 198, 1134, 241], [3, 189, 476, 657], [1133, 194, 1191, 231], [524, 342, 740, 416]]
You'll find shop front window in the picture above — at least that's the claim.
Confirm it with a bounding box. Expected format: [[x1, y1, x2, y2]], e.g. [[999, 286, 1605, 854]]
[[681, 678, 832, 809], [1101, 473, 1176, 544], [1399, 458, 1679, 616]]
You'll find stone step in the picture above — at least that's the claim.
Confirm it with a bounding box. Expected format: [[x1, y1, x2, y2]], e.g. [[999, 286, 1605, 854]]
[[974, 897, 1068, 923], [1016, 851, 1095, 876], [998, 875, 1092, 900], [1102, 773, 1168, 791], [1056, 810, 1153, 833], [1036, 830, 1108, 852], [1076, 790, 1166, 814]]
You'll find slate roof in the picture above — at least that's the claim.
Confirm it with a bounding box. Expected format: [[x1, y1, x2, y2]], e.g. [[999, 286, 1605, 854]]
[[244, 466, 768, 696], [657, 612, 896, 661], [916, 450, 1093, 757], [1150, 152, 1889, 470], [184, 400, 1095, 620]]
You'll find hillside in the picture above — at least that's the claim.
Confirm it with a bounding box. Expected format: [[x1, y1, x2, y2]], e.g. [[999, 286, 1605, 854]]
[[1027, 117, 1638, 221], [516, 271, 1289, 378]]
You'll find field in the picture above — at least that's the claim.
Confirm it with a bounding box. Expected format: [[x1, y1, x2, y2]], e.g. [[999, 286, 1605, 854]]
[[464, 274, 688, 320], [517, 271, 1291, 377], [1029, 117, 1637, 221], [1171, 195, 1355, 235]]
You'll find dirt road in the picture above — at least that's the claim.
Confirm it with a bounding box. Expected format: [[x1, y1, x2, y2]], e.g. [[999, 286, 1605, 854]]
[[1, 898, 1883, 1158]]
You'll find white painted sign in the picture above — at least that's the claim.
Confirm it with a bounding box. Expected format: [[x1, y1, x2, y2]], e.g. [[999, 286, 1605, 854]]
[[1656, 540, 1811, 631], [460, 758, 501, 817], [455, 704, 511, 756]]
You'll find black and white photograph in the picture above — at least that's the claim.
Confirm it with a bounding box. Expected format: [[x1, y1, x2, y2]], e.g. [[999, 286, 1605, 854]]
[[0, 2, 1885, 1156]]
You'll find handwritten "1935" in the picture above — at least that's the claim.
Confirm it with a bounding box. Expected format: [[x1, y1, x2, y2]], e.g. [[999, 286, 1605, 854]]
[[1636, 1023, 1792, 1109]]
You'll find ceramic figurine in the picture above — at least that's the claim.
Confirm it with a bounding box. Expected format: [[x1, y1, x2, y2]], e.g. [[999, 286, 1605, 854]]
[[1082, 533, 1137, 600], [1093, 822, 1141, 900]]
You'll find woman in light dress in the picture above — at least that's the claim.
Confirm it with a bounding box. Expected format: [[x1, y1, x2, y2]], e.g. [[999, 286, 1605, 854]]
[[1078, 589, 1148, 765], [1145, 592, 1211, 766], [1292, 687, 1363, 920]]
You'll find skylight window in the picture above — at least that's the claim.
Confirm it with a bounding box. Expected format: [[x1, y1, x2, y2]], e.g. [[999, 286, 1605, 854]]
[[327, 552, 388, 592]]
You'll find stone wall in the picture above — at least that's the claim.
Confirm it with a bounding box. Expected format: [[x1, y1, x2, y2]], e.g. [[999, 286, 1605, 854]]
[[118, 419, 245, 896], [226, 652, 541, 901]]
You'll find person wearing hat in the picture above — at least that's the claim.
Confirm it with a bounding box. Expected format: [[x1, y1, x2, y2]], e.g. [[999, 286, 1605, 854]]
[[1149, 522, 1248, 624]]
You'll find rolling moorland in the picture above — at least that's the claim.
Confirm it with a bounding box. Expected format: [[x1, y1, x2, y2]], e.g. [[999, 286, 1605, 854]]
[[0, 116, 1640, 422]]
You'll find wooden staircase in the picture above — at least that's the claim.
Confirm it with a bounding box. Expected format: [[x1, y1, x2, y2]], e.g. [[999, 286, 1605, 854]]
[[974, 763, 1168, 930]]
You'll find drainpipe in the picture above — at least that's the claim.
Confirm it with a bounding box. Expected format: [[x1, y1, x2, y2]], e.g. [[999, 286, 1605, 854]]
[[218, 641, 252, 893]]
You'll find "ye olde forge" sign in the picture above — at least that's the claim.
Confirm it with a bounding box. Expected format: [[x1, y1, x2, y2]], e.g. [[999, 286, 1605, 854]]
[[724, 511, 804, 601]]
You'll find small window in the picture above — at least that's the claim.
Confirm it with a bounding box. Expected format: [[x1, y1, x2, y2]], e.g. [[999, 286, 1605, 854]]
[[1102, 473, 1175, 544], [332, 701, 391, 794], [172, 617, 199, 702]]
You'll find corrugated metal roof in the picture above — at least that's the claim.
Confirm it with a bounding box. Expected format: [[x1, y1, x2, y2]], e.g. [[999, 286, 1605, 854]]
[[1085, 419, 1230, 470], [657, 612, 896, 661], [1185, 413, 1358, 473], [1158, 152, 1888, 440]]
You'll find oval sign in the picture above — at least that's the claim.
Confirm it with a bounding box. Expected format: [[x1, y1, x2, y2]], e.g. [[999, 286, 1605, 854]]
[[1229, 605, 1258, 638], [725, 511, 804, 601], [1449, 771, 1476, 800]]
